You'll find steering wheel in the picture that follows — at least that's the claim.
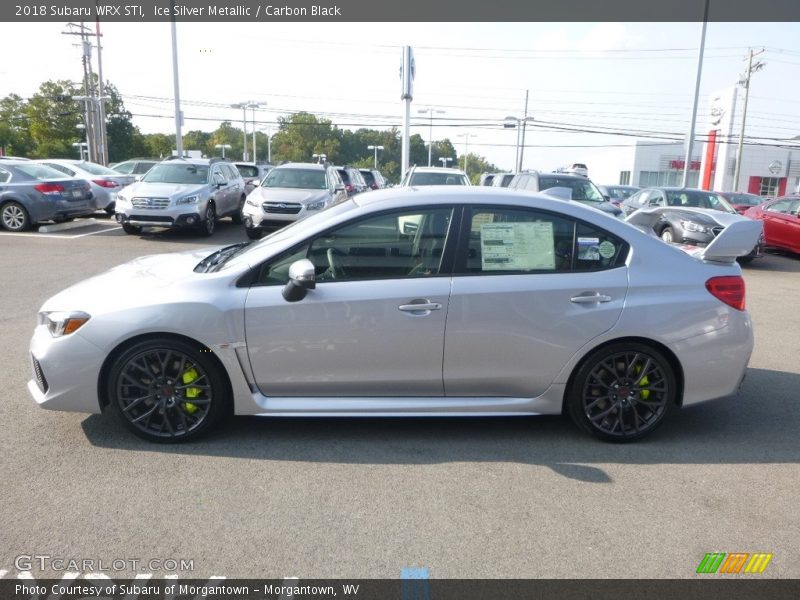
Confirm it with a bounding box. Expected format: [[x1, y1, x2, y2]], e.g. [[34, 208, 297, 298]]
[[326, 248, 346, 279]]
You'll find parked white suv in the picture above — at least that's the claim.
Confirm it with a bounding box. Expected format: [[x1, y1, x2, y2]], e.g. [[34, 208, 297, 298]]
[[115, 157, 246, 237]]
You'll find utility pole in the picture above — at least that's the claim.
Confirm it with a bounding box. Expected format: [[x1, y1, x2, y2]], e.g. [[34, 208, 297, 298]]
[[62, 22, 99, 163], [418, 107, 445, 167], [457, 133, 472, 173], [518, 90, 529, 172], [733, 47, 765, 191], [681, 0, 709, 188], [94, 7, 108, 165], [231, 102, 250, 160]]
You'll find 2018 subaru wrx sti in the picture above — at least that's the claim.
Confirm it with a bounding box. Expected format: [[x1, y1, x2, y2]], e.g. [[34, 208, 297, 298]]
[[29, 187, 761, 443]]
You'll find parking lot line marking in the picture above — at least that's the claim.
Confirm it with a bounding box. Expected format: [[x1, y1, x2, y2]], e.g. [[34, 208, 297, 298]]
[[0, 222, 121, 239]]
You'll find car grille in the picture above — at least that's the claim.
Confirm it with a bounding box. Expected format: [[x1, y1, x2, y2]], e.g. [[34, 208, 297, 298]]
[[711, 226, 724, 237], [131, 197, 170, 210], [262, 202, 302, 214], [129, 215, 173, 223], [31, 355, 48, 394]]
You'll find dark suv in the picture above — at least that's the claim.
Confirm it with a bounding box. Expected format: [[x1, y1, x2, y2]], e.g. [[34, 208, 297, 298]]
[[336, 166, 369, 195], [358, 168, 387, 190], [507, 171, 622, 218]]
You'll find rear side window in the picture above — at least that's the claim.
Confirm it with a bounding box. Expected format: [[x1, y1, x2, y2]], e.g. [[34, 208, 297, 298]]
[[361, 171, 376, 186], [337, 169, 351, 184], [236, 165, 259, 178], [458, 206, 628, 275]]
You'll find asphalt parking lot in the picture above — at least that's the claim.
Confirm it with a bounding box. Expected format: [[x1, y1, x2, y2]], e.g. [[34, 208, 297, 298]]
[[1, 215, 799, 579]]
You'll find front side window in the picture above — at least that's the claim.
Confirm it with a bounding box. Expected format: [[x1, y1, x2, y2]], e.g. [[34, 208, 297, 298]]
[[458, 207, 628, 275], [255, 207, 454, 285]]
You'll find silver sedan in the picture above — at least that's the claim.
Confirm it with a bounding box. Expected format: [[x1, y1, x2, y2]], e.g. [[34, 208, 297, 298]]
[[28, 187, 761, 443]]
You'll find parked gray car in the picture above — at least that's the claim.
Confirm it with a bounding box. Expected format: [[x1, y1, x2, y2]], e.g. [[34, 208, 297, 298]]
[[115, 157, 246, 237], [0, 160, 94, 231], [234, 162, 273, 196], [36, 159, 135, 215], [29, 187, 761, 443], [241, 162, 347, 239], [110, 159, 158, 181]]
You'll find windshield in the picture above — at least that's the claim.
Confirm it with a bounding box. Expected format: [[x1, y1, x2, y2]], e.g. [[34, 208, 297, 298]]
[[262, 168, 327, 190], [219, 199, 359, 270], [76, 162, 119, 176], [410, 172, 469, 186], [665, 191, 736, 213], [605, 186, 638, 200], [142, 163, 209, 184], [539, 176, 604, 202]]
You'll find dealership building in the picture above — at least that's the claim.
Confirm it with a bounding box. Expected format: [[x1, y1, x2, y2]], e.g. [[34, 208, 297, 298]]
[[586, 88, 800, 196]]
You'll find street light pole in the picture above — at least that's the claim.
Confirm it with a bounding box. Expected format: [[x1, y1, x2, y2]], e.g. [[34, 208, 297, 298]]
[[439, 157, 453, 167], [681, 0, 709, 188], [215, 144, 231, 158], [170, 3, 183, 158], [418, 107, 445, 167], [733, 48, 766, 191], [367, 145, 384, 168], [247, 102, 263, 161], [504, 116, 535, 172], [457, 133, 472, 173], [231, 102, 249, 161]]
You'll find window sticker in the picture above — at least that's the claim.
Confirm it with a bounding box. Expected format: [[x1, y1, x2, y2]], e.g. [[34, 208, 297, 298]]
[[480, 221, 555, 270], [598, 240, 616, 259], [577, 236, 601, 260]]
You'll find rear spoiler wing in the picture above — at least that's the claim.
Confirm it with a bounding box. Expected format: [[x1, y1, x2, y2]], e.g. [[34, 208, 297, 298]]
[[626, 207, 763, 264]]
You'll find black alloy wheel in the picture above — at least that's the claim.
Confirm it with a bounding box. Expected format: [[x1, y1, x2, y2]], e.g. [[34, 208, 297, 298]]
[[568, 343, 676, 442], [108, 338, 228, 442]]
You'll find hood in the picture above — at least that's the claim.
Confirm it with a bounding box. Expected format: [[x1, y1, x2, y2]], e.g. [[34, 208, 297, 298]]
[[122, 181, 206, 198], [251, 187, 329, 205], [40, 247, 222, 314]]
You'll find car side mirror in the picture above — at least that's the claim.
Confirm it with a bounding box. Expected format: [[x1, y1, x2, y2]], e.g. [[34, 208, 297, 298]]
[[282, 259, 316, 302]]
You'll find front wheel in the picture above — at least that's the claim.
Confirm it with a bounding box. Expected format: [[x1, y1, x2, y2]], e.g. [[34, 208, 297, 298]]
[[567, 343, 676, 442], [660, 227, 676, 244], [231, 195, 245, 224], [1, 201, 31, 231], [122, 223, 142, 235], [199, 203, 216, 237], [245, 227, 263, 240], [107, 338, 229, 443]]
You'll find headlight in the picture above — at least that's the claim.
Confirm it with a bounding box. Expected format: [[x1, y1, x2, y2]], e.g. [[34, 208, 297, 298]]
[[681, 220, 708, 234], [38, 311, 91, 337], [176, 195, 199, 205], [307, 199, 327, 211], [246, 199, 259, 207]]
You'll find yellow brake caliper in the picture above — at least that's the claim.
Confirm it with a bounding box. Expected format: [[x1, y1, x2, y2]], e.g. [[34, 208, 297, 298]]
[[181, 366, 201, 414], [635, 364, 650, 400]]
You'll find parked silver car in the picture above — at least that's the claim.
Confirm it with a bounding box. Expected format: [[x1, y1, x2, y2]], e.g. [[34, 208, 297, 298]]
[[28, 187, 761, 443], [0, 160, 94, 231], [36, 159, 135, 215], [115, 157, 246, 236], [241, 162, 347, 239]]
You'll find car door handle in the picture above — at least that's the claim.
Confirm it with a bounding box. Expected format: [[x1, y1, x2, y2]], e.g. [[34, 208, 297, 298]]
[[570, 293, 612, 304], [398, 301, 442, 313]]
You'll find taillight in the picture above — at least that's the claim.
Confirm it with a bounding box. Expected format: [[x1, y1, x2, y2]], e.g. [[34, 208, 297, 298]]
[[93, 179, 119, 188], [34, 183, 65, 195], [345, 184, 354, 194], [706, 276, 746, 311]]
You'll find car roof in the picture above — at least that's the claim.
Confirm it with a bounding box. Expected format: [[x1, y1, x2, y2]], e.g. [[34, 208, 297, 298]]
[[411, 166, 467, 174], [273, 162, 326, 170]]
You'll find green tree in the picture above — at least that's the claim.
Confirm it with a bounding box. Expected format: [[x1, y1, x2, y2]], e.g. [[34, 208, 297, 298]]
[[25, 80, 84, 158], [460, 153, 501, 184], [142, 133, 174, 158], [272, 112, 341, 163], [0, 94, 34, 156]]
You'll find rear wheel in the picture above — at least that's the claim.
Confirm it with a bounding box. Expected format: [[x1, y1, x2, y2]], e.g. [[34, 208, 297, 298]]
[[107, 338, 229, 443], [122, 223, 142, 235], [1, 201, 30, 232], [231, 195, 245, 224], [567, 342, 676, 442]]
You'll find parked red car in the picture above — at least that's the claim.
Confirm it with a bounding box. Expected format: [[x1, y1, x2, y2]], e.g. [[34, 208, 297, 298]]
[[718, 192, 765, 215], [744, 196, 800, 254]]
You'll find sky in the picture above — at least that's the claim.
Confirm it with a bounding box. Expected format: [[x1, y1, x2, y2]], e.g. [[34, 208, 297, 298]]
[[1, 21, 799, 172]]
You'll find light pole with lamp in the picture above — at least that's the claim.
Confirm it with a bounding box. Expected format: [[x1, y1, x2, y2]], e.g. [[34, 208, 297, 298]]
[[246, 102, 263, 161], [367, 145, 384, 168], [504, 116, 535, 172], [72, 142, 88, 161], [439, 157, 453, 168], [214, 144, 231, 158], [231, 102, 249, 161], [418, 107, 445, 167], [312, 153, 327, 164]]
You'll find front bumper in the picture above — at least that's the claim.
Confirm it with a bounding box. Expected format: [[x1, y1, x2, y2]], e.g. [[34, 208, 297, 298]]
[[116, 211, 202, 229], [28, 325, 106, 414]]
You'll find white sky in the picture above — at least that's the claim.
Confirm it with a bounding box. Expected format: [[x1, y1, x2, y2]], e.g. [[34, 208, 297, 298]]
[[1, 21, 799, 171]]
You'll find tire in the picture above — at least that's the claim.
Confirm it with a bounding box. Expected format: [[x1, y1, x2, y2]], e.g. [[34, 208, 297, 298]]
[[660, 227, 675, 243], [231, 195, 245, 224], [106, 337, 229, 443], [1, 201, 31, 232], [122, 223, 142, 235], [245, 227, 263, 240], [104, 204, 116, 216], [737, 255, 754, 265], [566, 342, 676, 442], [199, 202, 216, 237]]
